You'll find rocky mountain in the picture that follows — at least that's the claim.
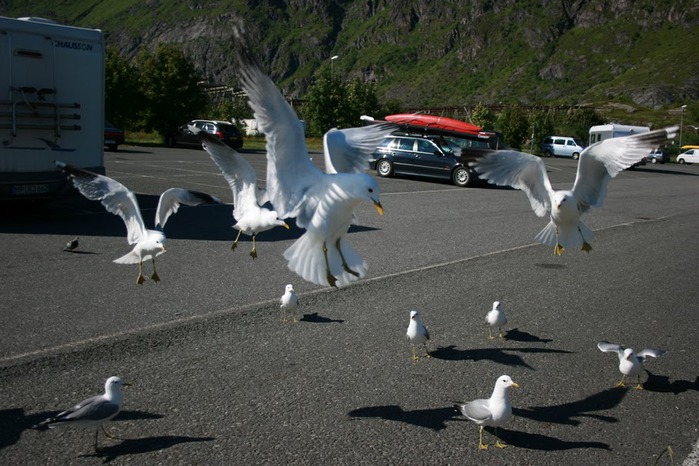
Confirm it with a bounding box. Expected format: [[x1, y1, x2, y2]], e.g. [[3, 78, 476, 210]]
[[2, 0, 697, 109]]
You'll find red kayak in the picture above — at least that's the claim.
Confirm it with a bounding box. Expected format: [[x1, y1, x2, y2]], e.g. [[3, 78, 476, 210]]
[[385, 114, 482, 135]]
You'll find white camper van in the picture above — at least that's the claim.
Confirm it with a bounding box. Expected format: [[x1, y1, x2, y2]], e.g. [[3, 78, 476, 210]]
[[588, 124, 650, 146], [0, 16, 105, 199]]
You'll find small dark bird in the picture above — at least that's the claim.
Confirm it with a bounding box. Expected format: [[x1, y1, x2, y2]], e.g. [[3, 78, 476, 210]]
[[63, 237, 79, 252]]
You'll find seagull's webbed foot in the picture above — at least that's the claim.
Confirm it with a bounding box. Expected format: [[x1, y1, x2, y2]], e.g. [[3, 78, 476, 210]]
[[581, 241, 592, 253], [136, 261, 145, 285], [250, 234, 258, 259], [499, 329, 506, 339], [231, 229, 243, 252], [322, 242, 338, 288], [554, 243, 565, 256], [615, 377, 626, 388], [336, 238, 360, 277], [410, 345, 419, 361], [151, 259, 160, 282], [634, 384, 645, 390], [101, 425, 117, 440], [493, 440, 508, 449]]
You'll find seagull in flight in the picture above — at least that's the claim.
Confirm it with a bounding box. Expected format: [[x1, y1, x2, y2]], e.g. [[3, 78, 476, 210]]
[[233, 24, 395, 287], [454, 375, 520, 450], [470, 126, 678, 255], [32, 376, 131, 452], [198, 130, 288, 258], [597, 341, 667, 389], [56, 161, 219, 284]]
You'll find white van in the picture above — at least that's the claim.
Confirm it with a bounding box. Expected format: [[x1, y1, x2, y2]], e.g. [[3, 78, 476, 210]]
[[0, 16, 105, 199], [677, 149, 699, 164], [540, 136, 585, 159]]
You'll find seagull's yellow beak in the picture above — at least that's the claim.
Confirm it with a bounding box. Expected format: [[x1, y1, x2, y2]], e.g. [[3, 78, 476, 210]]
[[373, 200, 384, 216], [123, 382, 133, 387], [282, 222, 290, 229], [161, 245, 166, 252], [511, 382, 520, 389]]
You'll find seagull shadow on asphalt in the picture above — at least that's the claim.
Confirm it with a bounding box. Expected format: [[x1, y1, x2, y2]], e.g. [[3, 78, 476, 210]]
[[299, 312, 345, 323], [503, 328, 553, 344], [513, 387, 627, 426], [0, 408, 163, 450], [348, 405, 458, 431], [492, 427, 611, 451], [80, 435, 216, 463], [429, 345, 573, 370], [641, 370, 699, 395]]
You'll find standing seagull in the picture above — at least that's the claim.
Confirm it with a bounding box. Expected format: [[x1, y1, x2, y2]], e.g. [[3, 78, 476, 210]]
[[470, 126, 678, 255], [56, 161, 219, 284], [198, 130, 288, 258], [455, 375, 520, 450], [280, 283, 300, 322], [232, 25, 395, 288], [63, 237, 80, 252], [406, 310, 430, 360], [485, 301, 507, 340], [32, 376, 130, 452], [597, 341, 667, 389]]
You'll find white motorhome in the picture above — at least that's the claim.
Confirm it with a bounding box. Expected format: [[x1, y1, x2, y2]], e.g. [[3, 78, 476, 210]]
[[0, 16, 105, 199], [588, 124, 650, 146]]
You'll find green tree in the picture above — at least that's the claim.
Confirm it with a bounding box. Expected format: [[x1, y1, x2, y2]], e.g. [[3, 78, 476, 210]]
[[529, 109, 555, 152], [563, 107, 604, 142], [496, 104, 529, 149], [302, 70, 384, 136], [470, 102, 496, 129], [136, 43, 209, 141], [105, 47, 142, 129]]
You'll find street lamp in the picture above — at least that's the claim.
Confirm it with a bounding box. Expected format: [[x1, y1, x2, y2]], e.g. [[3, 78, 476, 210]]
[[330, 55, 339, 78], [679, 104, 687, 152]]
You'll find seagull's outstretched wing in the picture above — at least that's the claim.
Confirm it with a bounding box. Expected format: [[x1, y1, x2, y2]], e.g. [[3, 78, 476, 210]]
[[55, 161, 147, 245], [323, 123, 397, 174], [636, 348, 667, 362], [199, 131, 261, 221], [155, 188, 219, 229], [470, 151, 554, 217], [233, 26, 322, 223], [597, 341, 625, 356], [573, 126, 678, 212]]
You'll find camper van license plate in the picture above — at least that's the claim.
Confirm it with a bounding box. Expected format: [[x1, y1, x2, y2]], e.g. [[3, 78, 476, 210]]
[[12, 184, 50, 195]]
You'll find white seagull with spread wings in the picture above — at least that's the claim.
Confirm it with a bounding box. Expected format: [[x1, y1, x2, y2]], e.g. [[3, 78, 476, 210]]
[[56, 161, 219, 284], [470, 126, 678, 255], [233, 26, 395, 287], [198, 130, 288, 258]]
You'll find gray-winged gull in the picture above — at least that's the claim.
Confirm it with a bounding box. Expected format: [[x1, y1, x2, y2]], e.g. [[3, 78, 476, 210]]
[[597, 341, 667, 389]]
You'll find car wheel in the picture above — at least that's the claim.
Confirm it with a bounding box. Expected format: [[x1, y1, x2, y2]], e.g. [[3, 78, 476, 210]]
[[106, 144, 118, 152], [651, 158, 657, 164], [678, 158, 685, 164], [452, 166, 473, 187], [376, 159, 394, 177], [543, 150, 552, 157], [572, 152, 580, 160]]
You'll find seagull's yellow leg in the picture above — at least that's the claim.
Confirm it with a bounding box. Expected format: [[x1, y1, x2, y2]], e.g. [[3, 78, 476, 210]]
[[231, 229, 243, 251], [94, 429, 100, 452], [554, 243, 565, 256], [488, 327, 495, 340], [634, 374, 644, 390], [615, 375, 626, 387], [151, 258, 160, 283], [335, 238, 360, 277], [322, 242, 337, 288], [499, 328, 506, 338], [423, 343, 431, 358], [493, 428, 508, 448], [101, 425, 117, 439], [410, 344, 419, 361], [478, 426, 488, 450], [250, 233, 257, 259], [578, 226, 592, 253], [137, 261, 146, 285]]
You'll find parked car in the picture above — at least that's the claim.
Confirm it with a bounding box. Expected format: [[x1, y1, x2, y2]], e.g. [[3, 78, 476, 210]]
[[168, 119, 243, 149], [369, 134, 482, 187], [104, 120, 125, 152], [647, 148, 670, 164], [677, 149, 699, 164], [541, 136, 585, 159]]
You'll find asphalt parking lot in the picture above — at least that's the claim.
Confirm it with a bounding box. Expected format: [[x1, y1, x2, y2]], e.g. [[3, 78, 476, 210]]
[[1, 146, 698, 465]]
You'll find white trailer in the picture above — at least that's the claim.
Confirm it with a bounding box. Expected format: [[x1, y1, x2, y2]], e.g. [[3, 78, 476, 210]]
[[0, 16, 105, 199], [588, 124, 650, 146]]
